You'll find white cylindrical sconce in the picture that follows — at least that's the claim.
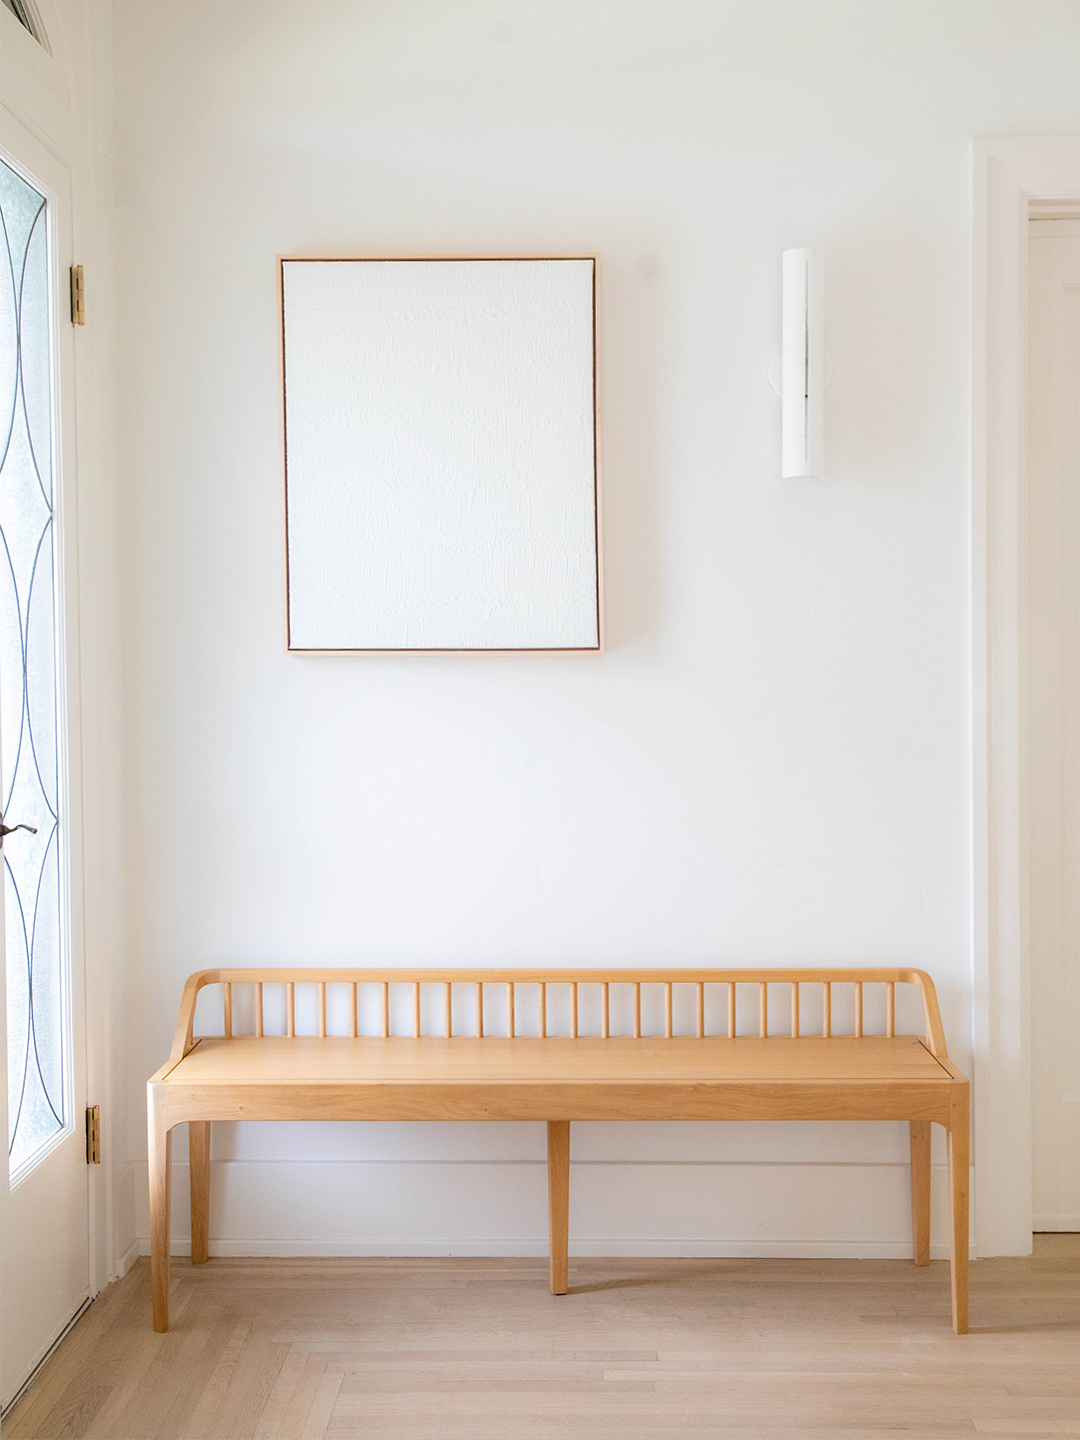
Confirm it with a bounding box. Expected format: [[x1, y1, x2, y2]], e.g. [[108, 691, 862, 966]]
[[781, 248, 825, 478]]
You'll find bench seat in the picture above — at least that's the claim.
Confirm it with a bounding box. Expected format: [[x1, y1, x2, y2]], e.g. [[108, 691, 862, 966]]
[[161, 1034, 958, 1120], [148, 968, 969, 1334]]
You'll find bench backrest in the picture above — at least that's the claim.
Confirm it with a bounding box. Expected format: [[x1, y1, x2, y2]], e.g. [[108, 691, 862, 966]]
[[170, 967, 949, 1063]]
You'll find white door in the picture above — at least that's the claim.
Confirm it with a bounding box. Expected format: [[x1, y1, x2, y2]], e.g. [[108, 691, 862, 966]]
[[0, 117, 90, 1411], [1028, 218, 1080, 1232]]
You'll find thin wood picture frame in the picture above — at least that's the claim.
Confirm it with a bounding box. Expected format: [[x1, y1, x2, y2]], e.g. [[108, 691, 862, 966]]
[[278, 254, 603, 654]]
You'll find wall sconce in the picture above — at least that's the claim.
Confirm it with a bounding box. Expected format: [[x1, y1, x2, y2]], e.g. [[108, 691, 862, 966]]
[[780, 248, 825, 478]]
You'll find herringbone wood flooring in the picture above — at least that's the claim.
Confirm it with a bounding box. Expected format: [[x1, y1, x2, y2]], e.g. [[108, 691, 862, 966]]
[[5, 1237, 1079, 1439]]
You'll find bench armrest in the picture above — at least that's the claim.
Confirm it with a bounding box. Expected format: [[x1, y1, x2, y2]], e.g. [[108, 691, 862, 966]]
[[901, 969, 948, 1059], [169, 970, 221, 1061]]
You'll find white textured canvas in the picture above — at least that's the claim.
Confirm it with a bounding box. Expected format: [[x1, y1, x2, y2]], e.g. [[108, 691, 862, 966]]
[[282, 258, 599, 650]]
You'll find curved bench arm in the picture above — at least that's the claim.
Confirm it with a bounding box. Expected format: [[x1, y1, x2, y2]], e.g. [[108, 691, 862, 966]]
[[901, 969, 949, 1059], [169, 970, 221, 1062]]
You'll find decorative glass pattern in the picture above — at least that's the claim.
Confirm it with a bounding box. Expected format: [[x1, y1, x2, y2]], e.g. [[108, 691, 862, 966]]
[[0, 157, 64, 1177], [1, 0, 39, 40]]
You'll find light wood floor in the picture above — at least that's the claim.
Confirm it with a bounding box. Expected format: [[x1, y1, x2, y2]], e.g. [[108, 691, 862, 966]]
[[6, 1237, 1079, 1439]]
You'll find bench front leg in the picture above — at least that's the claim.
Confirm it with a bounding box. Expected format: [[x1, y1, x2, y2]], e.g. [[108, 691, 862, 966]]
[[547, 1121, 570, 1295], [190, 1121, 211, 1265], [148, 1086, 173, 1333], [948, 1087, 970, 1334], [909, 1120, 931, 1266]]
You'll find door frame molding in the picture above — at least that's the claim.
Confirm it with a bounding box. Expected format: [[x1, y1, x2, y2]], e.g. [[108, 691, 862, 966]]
[[971, 136, 1080, 1256], [1, 0, 120, 1309]]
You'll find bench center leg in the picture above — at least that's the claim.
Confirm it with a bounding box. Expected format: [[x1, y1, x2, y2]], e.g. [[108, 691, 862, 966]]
[[547, 1121, 570, 1295], [909, 1120, 931, 1266], [189, 1121, 211, 1265]]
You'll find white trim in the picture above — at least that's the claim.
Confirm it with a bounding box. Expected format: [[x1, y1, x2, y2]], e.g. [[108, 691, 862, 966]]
[[132, 1156, 977, 1271], [138, 1237, 977, 1261], [1028, 218, 1080, 237], [971, 136, 1080, 1257], [5, 0, 124, 1294], [1027, 198, 1080, 221], [0, 10, 124, 1393], [0, 116, 92, 1411], [116, 1238, 139, 1278]]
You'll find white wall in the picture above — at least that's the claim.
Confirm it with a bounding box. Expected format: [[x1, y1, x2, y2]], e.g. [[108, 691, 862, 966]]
[[111, 0, 1080, 1260]]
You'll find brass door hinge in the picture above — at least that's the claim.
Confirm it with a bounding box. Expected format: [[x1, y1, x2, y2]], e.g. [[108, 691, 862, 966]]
[[70, 265, 85, 325], [85, 1105, 100, 1164]]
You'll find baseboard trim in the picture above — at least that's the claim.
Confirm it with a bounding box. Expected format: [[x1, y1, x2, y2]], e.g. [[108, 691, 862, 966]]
[[117, 1239, 140, 1278], [1033, 1216, 1080, 1231], [138, 1237, 974, 1260]]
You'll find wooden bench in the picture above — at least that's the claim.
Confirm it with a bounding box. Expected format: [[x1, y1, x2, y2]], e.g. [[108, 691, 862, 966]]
[[148, 967, 970, 1333]]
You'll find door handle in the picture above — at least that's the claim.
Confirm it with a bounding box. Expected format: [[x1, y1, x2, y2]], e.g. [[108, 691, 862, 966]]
[[0, 818, 37, 847]]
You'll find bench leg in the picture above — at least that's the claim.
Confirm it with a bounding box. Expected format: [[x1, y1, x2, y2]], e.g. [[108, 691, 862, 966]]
[[948, 1089, 970, 1334], [547, 1121, 570, 1295], [909, 1120, 931, 1266], [148, 1088, 173, 1333], [190, 1121, 210, 1265]]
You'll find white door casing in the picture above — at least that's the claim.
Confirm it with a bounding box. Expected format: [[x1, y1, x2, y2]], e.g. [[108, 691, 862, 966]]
[[1027, 218, 1080, 1231], [5, 0, 133, 1333], [972, 138, 1080, 1257], [0, 87, 90, 1422]]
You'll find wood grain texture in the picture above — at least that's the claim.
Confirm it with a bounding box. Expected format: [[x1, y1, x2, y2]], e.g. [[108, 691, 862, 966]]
[[547, 1122, 570, 1297], [153, 1079, 958, 1126], [7, 1241, 1079, 1440], [189, 1121, 211, 1266], [147, 1086, 172, 1333], [165, 1035, 956, 1085], [948, 1085, 971, 1334], [149, 969, 969, 1334], [166, 968, 953, 1062], [910, 1120, 932, 1267]]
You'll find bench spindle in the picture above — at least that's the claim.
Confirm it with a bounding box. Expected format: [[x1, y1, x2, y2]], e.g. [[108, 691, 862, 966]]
[[696, 982, 705, 1038], [445, 982, 452, 1038], [570, 983, 578, 1038], [476, 982, 484, 1038], [633, 983, 641, 1038], [318, 982, 327, 1038], [350, 983, 358, 1038], [223, 982, 232, 1038], [664, 983, 673, 1038], [507, 982, 515, 1038], [759, 981, 768, 1038], [539, 982, 547, 1038], [822, 981, 831, 1038], [791, 982, 799, 1038], [887, 982, 895, 1037], [855, 982, 863, 1038], [413, 982, 421, 1038], [286, 982, 295, 1038], [728, 982, 736, 1038], [381, 982, 389, 1038], [255, 983, 263, 1038]]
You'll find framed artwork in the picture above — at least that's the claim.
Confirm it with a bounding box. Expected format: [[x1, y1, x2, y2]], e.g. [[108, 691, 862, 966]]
[[279, 255, 601, 652]]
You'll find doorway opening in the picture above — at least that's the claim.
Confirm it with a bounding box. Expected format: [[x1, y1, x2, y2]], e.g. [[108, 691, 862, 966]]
[[1026, 200, 1080, 1239]]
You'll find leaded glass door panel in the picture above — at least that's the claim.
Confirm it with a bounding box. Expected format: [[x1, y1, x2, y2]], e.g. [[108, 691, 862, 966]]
[[0, 109, 88, 1415], [1, 153, 64, 1181]]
